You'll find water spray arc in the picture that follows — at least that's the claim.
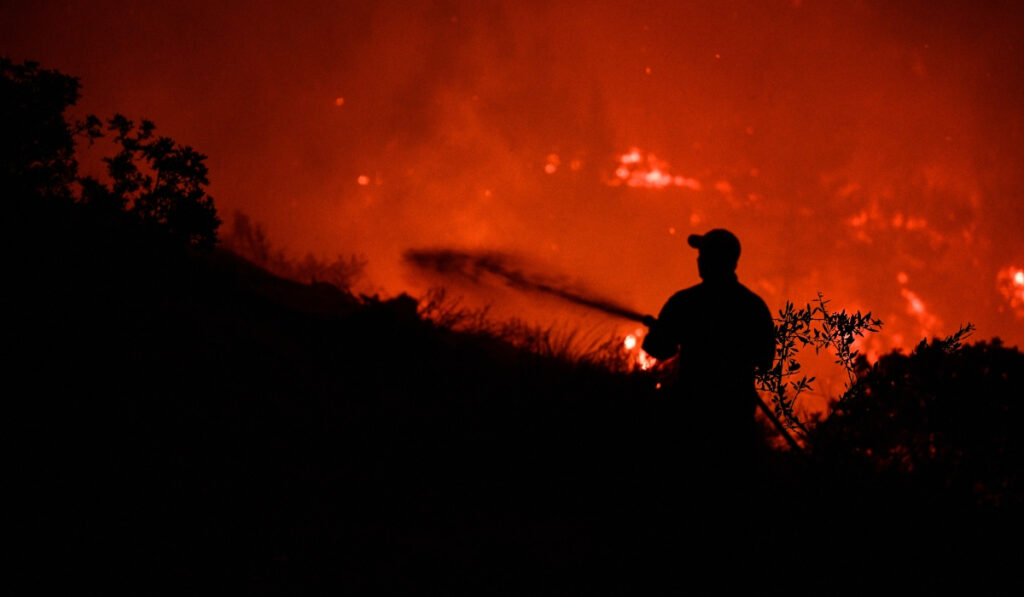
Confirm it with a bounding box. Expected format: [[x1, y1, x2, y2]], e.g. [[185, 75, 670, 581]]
[[403, 249, 648, 322]]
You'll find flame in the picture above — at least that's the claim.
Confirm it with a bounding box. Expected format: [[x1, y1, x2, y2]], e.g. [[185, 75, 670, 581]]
[[622, 328, 656, 370], [997, 266, 1024, 318], [608, 147, 701, 190], [901, 287, 941, 336]]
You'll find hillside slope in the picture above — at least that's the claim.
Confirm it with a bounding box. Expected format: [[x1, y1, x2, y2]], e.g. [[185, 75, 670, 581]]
[[10, 202, 1022, 593]]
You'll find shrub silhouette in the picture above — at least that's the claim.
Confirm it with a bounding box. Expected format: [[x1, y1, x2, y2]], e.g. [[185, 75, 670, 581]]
[[223, 210, 366, 289], [810, 330, 1022, 508]]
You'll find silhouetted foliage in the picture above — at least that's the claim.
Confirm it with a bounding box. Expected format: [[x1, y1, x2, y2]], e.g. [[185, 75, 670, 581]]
[[2, 57, 218, 250], [223, 210, 366, 290], [810, 329, 1021, 508], [755, 293, 883, 433], [0, 57, 98, 201], [78, 115, 220, 250]]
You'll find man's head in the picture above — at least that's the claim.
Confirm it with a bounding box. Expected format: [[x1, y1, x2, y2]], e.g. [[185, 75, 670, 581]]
[[688, 228, 741, 279]]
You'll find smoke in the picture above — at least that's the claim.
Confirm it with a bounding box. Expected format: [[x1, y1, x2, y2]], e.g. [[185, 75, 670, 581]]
[[3, 0, 1023, 352], [404, 248, 647, 323]]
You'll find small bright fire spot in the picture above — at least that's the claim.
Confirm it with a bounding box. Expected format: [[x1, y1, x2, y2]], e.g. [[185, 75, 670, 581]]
[[608, 147, 701, 190], [902, 288, 926, 315], [997, 266, 1024, 317], [544, 152, 561, 174], [897, 271, 909, 285], [544, 153, 560, 174], [901, 287, 941, 334], [357, 175, 370, 186], [334, 97, 345, 106], [622, 328, 655, 370]]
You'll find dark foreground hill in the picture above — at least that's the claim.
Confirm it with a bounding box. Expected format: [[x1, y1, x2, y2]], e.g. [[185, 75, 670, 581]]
[[9, 201, 1022, 594]]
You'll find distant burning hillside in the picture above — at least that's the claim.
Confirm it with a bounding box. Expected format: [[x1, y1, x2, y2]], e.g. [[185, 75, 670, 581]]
[[4, 0, 1021, 365]]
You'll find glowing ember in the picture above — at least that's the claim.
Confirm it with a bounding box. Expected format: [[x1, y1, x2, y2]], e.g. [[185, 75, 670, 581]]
[[357, 175, 370, 186], [544, 153, 560, 174], [334, 97, 345, 106], [997, 267, 1024, 317], [635, 351, 656, 371], [902, 288, 925, 315], [901, 287, 941, 335], [608, 147, 701, 190], [621, 328, 656, 370]]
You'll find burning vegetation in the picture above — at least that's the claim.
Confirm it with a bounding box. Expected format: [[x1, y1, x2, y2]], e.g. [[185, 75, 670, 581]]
[[4, 1, 1021, 359]]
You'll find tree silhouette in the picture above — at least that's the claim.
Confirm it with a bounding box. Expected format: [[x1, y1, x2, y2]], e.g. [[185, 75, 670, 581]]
[[80, 115, 220, 250], [1, 57, 98, 201], [2, 56, 219, 250]]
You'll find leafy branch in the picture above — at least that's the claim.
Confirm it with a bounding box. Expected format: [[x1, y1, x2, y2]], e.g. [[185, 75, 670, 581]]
[[79, 114, 220, 250], [755, 293, 883, 434]]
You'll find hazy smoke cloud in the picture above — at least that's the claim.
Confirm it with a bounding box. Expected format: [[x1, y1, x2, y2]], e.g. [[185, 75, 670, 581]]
[[3, 0, 1022, 352]]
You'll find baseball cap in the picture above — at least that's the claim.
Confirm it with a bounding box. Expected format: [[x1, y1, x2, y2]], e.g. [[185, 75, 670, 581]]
[[687, 228, 741, 262]]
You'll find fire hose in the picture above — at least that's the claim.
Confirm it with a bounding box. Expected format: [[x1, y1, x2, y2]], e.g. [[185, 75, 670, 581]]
[[403, 248, 805, 453]]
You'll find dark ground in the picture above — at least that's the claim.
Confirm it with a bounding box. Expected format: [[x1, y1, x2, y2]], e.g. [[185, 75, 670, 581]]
[[10, 202, 1022, 594]]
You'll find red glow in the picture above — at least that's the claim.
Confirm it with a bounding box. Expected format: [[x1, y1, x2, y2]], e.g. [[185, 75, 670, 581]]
[[544, 153, 560, 174], [3, 0, 1020, 369]]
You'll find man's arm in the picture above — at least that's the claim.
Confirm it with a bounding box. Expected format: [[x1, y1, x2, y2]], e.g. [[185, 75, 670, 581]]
[[641, 298, 681, 360]]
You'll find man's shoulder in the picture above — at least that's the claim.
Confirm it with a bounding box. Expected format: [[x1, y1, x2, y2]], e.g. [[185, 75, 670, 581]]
[[665, 284, 703, 306], [735, 282, 773, 319], [663, 280, 771, 316], [736, 281, 769, 303]]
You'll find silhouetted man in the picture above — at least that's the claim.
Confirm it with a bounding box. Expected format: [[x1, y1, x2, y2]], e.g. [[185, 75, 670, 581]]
[[642, 229, 774, 486]]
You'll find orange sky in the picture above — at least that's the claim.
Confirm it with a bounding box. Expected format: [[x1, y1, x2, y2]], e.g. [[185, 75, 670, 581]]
[[4, 1, 1023, 390]]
